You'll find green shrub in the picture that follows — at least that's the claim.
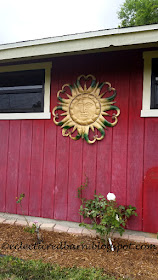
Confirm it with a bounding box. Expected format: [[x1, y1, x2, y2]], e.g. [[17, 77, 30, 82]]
[[77, 177, 137, 240]]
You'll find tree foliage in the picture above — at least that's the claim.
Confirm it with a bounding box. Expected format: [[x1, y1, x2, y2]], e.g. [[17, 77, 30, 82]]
[[118, 0, 158, 27]]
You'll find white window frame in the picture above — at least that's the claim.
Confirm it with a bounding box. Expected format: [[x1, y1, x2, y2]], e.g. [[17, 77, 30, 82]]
[[0, 62, 52, 119], [141, 51, 158, 117]]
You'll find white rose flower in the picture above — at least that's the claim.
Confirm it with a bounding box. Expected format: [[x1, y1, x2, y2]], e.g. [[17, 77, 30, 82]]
[[107, 192, 116, 201], [115, 214, 119, 221]]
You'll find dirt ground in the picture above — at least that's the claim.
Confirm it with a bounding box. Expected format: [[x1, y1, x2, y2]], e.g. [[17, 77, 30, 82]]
[[0, 224, 158, 280]]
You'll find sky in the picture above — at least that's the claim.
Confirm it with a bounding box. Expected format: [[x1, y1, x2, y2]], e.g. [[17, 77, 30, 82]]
[[0, 0, 124, 45]]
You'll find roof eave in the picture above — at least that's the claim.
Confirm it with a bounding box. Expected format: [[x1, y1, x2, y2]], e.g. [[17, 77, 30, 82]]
[[0, 24, 158, 62]]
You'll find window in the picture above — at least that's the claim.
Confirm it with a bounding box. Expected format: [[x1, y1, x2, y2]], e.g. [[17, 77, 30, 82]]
[[151, 58, 158, 109], [141, 51, 158, 117], [0, 62, 52, 119]]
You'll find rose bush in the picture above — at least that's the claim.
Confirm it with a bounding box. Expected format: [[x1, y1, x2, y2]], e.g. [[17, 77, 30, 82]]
[[77, 180, 137, 240]]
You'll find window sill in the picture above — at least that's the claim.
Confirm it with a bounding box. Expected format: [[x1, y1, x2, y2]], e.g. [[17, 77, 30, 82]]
[[0, 112, 51, 120], [141, 109, 158, 117]]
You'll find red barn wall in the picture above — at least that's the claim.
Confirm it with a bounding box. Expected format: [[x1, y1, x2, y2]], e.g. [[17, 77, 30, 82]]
[[0, 49, 158, 233]]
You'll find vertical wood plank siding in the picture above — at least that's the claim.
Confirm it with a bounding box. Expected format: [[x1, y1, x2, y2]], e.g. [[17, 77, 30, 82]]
[[0, 50, 157, 233], [6, 121, 21, 213], [17, 120, 32, 215]]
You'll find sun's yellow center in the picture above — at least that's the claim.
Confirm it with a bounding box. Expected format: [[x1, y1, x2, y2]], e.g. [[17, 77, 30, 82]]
[[69, 93, 101, 125]]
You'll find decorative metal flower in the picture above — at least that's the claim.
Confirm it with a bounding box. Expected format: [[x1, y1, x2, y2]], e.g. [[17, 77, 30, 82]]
[[52, 75, 120, 144]]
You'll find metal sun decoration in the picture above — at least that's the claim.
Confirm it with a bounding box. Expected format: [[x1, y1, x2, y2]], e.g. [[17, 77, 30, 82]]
[[52, 75, 120, 144]]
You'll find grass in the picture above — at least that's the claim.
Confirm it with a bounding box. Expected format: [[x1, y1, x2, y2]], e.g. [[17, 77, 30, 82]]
[[0, 255, 128, 280]]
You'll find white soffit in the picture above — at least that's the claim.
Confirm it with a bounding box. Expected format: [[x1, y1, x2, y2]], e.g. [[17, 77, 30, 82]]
[[0, 24, 158, 61]]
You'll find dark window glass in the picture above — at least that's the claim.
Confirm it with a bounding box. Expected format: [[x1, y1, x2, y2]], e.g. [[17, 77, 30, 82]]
[[151, 59, 158, 109], [0, 69, 45, 113]]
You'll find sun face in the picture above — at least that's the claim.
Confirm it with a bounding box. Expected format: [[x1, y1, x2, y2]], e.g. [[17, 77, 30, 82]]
[[70, 94, 100, 125], [52, 75, 120, 144]]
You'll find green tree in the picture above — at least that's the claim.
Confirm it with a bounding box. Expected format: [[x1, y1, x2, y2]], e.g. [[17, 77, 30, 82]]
[[118, 0, 158, 27]]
